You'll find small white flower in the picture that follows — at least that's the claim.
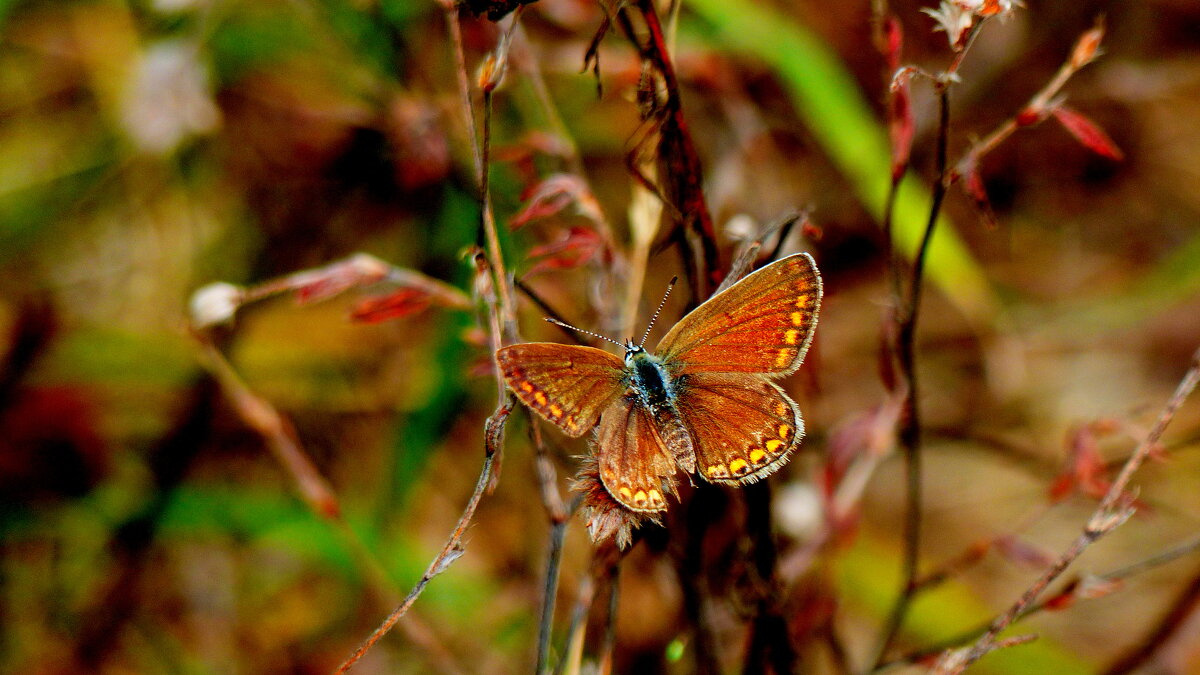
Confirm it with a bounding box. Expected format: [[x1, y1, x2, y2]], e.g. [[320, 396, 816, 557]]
[[923, 0, 1020, 49], [189, 282, 243, 328], [774, 482, 824, 540], [121, 40, 220, 154]]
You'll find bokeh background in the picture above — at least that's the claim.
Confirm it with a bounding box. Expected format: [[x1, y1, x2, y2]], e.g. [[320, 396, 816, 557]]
[[2, 0, 1200, 673]]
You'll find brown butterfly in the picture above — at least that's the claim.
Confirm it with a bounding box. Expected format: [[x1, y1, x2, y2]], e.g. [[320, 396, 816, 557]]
[[496, 253, 822, 516]]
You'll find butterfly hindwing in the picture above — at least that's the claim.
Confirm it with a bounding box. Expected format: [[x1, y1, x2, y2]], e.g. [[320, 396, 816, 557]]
[[596, 392, 676, 512], [676, 373, 804, 485], [496, 343, 626, 437], [655, 253, 821, 377]]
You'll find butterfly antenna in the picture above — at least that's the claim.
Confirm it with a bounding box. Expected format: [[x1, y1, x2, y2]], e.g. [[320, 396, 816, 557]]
[[639, 276, 678, 347], [544, 317, 626, 349]]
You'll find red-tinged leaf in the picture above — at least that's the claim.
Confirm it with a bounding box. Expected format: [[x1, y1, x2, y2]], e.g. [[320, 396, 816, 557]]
[[883, 15, 903, 71], [1052, 424, 1113, 502], [1048, 474, 1074, 502], [994, 535, 1056, 569], [494, 131, 574, 164], [889, 81, 914, 180], [1077, 574, 1123, 600], [1044, 578, 1081, 611], [801, 218, 824, 242], [292, 254, 391, 304], [1052, 105, 1124, 160], [960, 160, 999, 229], [510, 174, 606, 230], [350, 288, 431, 323], [467, 355, 497, 378], [524, 226, 605, 276]]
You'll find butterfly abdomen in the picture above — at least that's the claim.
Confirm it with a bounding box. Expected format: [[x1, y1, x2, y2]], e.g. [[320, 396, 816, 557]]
[[626, 351, 697, 474]]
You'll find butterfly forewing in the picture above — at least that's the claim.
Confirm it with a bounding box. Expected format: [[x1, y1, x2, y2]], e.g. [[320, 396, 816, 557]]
[[677, 373, 804, 485], [655, 253, 821, 377], [496, 344, 626, 437], [596, 393, 676, 512]]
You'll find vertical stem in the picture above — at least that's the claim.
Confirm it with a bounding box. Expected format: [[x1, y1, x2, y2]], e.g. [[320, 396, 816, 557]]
[[873, 81, 952, 668]]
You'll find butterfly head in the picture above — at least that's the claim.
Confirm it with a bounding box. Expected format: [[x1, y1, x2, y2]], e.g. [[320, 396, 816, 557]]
[[622, 340, 646, 363]]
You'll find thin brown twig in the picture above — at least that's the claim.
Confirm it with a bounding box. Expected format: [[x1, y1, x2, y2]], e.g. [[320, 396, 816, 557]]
[[193, 335, 469, 673], [338, 8, 525, 668], [612, 0, 720, 300], [935, 346, 1200, 674], [871, 76, 953, 668], [336, 405, 510, 674], [513, 277, 591, 346], [880, 534, 1200, 671], [951, 20, 1106, 185], [1104, 565, 1200, 674], [532, 422, 569, 674]]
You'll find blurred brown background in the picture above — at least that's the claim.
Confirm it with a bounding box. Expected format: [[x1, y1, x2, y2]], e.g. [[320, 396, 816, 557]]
[[1, 0, 1199, 673]]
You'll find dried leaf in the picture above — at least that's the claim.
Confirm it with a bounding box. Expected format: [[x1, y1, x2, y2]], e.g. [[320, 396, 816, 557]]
[[350, 288, 432, 323], [994, 535, 1055, 569], [1051, 423, 1112, 501], [462, 0, 537, 22], [292, 254, 391, 304], [524, 226, 605, 276], [1077, 574, 1123, 600], [889, 75, 914, 180], [510, 174, 605, 229], [960, 160, 998, 228], [1052, 105, 1124, 161]]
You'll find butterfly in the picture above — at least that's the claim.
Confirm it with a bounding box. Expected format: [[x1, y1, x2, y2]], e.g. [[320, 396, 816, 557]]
[[495, 253, 822, 515]]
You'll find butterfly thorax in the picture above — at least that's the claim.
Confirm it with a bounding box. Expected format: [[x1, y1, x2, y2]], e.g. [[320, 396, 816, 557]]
[[623, 345, 697, 474], [624, 346, 676, 410]]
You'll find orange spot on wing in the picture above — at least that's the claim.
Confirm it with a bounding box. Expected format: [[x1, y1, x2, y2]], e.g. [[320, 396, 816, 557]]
[[775, 348, 793, 368], [520, 382, 534, 393], [534, 391, 547, 406], [766, 439, 783, 453], [779, 425, 791, 440], [790, 311, 805, 326], [785, 329, 799, 345], [749, 448, 766, 464], [549, 403, 563, 418], [729, 458, 749, 475], [795, 294, 810, 308]]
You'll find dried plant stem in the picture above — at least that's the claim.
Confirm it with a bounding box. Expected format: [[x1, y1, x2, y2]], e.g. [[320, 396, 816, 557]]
[[871, 81, 953, 669], [336, 406, 509, 674], [532, 423, 570, 674], [935, 347, 1200, 674], [193, 337, 466, 673], [556, 544, 621, 675], [444, 1, 517, 345], [616, 0, 720, 300], [1104, 567, 1200, 674], [881, 534, 1200, 670], [952, 21, 1105, 182]]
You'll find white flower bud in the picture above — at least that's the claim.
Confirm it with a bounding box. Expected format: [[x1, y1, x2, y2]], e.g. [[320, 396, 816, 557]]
[[189, 282, 243, 328]]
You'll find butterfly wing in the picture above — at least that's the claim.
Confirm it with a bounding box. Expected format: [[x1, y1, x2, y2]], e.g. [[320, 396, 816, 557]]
[[676, 373, 803, 485], [595, 392, 675, 512], [495, 343, 626, 437], [655, 253, 821, 377]]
